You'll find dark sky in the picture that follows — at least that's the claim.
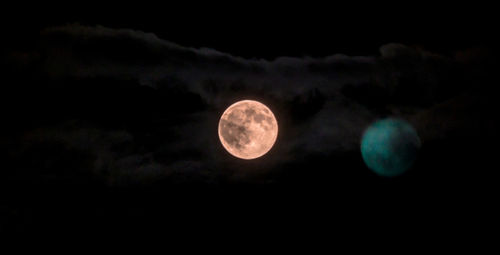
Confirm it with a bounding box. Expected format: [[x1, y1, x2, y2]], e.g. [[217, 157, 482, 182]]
[[1, 4, 498, 242], [4, 2, 498, 57]]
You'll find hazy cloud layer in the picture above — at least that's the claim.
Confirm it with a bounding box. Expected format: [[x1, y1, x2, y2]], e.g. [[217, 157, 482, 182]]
[[3, 24, 492, 186]]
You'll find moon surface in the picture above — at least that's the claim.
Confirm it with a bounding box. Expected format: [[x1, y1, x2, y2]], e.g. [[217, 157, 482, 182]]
[[361, 118, 421, 177], [218, 100, 278, 159]]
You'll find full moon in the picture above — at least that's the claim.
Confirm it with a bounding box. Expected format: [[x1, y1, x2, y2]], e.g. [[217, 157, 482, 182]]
[[218, 100, 278, 159]]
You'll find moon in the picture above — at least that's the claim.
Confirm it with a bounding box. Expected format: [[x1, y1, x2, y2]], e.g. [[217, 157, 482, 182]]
[[361, 118, 421, 177], [218, 100, 278, 159]]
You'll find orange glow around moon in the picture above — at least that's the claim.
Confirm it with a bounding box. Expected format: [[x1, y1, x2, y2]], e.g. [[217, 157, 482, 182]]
[[218, 100, 278, 159]]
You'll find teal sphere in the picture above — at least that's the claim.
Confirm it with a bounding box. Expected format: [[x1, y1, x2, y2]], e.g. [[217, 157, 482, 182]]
[[361, 119, 421, 177]]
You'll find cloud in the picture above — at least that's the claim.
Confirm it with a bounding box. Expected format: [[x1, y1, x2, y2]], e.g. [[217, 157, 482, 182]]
[[3, 24, 491, 186]]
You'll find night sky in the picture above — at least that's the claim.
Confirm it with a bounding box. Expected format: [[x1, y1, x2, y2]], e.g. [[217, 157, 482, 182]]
[[1, 3, 498, 241]]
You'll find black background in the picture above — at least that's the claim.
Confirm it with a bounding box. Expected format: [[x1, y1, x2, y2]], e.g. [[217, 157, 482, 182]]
[[4, 2, 497, 57], [1, 2, 498, 243]]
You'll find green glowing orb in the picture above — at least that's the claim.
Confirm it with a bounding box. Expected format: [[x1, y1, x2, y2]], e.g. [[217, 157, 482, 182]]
[[361, 118, 421, 177]]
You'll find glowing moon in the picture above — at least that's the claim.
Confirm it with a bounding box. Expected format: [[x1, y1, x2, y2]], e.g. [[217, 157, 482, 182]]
[[218, 100, 278, 159]]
